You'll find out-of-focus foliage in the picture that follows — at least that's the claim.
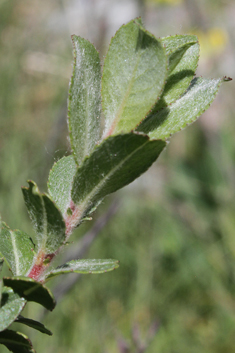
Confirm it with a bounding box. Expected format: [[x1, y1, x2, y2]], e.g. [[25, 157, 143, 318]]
[[0, 0, 234, 352]]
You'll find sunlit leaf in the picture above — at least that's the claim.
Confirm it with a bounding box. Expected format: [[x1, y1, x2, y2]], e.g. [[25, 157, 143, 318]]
[[0, 223, 35, 276], [0, 287, 26, 332], [46, 259, 119, 280], [68, 36, 101, 165], [102, 18, 167, 137]]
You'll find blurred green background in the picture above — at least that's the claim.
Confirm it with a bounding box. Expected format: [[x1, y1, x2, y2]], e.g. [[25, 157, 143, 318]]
[[0, 0, 235, 352]]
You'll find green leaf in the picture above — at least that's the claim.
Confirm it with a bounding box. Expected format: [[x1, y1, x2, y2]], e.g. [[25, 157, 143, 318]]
[[15, 316, 52, 336], [48, 155, 77, 216], [0, 223, 35, 276], [68, 36, 101, 165], [3, 277, 56, 311], [136, 35, 199, 130], [0, 287, 26, 332], [22, 181, 66, 253], [46, 259, 120, 280], [69, 133, 166, 228], [102, 19, 167, 137], [137, 77, 224, 139], [0, 280, 2, 303], [0, 258, 4, 274], [0, 330, 35, 353]]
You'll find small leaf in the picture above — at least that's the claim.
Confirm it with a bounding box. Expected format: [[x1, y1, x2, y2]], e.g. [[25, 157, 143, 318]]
[[46, 259, 120, 280], [15, 316, 52, 336], [0, 330, 35, 353], [136, 35, 199, 127], [68, 36, 101, 165], [0, 280, 2, 303], [48, 155, 77, 216], [69, 133, 166, 228], [102, 18, 167, 137], [0, 287, 26, 332], [138, 77, 224, 139], [3, 277, 56, 311], [0, 223, 35, 276], [22, 181, 66, 253]]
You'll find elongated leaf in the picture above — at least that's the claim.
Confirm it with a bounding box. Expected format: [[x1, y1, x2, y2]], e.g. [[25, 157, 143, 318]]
[[102, 19, 167, 137], [0, 223, 35, 276], [138, 77, 224, 139], [46, 259, 119, 280], [0, 287, 26, 332], [68, 36, 101, 165], [3, 277, 56, 311], [0, 330, 35, 353], [69, 133, 166, 228], [15, 316, 52, 336], [22, 181, 66, 253], [0, 258, 4, 274], [48, 155, 77, 216], [0, 280, 2, 303]]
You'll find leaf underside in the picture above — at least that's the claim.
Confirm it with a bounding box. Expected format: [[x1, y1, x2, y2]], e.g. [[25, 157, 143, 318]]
[[0, 223, 35, 276], [46, 259, 120, 280], [22, 181, 66, 253], [0, 287, 26, 332], [48, 155, 77, 216], [3, 277, 56, 311]]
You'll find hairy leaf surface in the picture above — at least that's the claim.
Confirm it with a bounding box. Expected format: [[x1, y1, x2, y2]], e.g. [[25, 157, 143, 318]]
[[0, 287, 26, 332], [48, 155, 77, 216], [3, 277, 56, 311], [0, 330, 35, 353], [102, 19, 167, 137], [46, 259, 119, 280], [138, 77, 223, 139], [68, 36, 101, 165], [22, 181, 66, 253], [0, 223, 35, 276], [70, 133, 166, 227]]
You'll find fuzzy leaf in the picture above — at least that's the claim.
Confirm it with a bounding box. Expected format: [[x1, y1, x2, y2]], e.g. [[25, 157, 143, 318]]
[[46, 259, 119, 280], [0, 287, 26, 332], [138, 77, 224, 139], [0, 330, 35, 353], [0, 223, 35, 276], [48, 155, 77, 216], [102, 19, 167, 137], [3, 277, 56, 311], [69, 133, 166, 227], [22, 181, 66, 253], [15, 316, 52, 336], [68, 36, 101, 165]]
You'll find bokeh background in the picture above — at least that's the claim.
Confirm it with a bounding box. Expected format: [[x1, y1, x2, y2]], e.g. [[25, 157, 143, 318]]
[[1, 0, 235, 352]]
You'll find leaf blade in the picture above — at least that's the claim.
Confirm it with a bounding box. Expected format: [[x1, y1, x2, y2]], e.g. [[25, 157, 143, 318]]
[[48, 155, 77, 216], [68, 36, 101, 165], [102, 19, 167, 136], [139, 77, 223, 139], [15, 316, 52, 336], [0, 287, 26, 332], [3, 277, 56, 311], [68, 133, 166, 229], [46, 259, 119, 280], [0, 330, 35, 353], [0, 223, 35, 276]]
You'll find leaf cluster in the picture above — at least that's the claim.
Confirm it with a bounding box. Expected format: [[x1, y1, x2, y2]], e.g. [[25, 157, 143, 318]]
[[0, 18, 230, 352]]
